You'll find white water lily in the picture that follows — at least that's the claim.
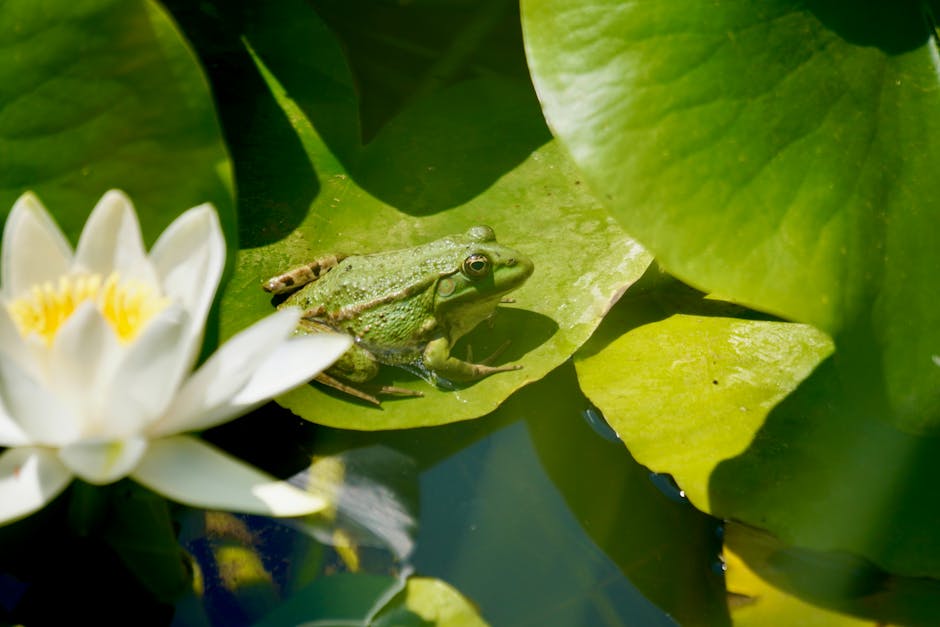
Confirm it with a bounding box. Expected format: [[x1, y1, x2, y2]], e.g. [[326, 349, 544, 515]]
[[0, 190, 351, 524]]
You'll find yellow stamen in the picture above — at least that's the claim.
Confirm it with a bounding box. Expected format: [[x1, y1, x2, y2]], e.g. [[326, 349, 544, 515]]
[[7, 272, 168, 344]]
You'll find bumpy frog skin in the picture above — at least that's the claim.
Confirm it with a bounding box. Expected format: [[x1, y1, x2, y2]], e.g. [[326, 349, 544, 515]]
[[263, 226, 534, 404]]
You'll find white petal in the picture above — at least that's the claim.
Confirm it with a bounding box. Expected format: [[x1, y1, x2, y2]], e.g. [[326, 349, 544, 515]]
[[0, 447, 73, 524], [58, 437, 148, 485], [1, 192, 72, 299], [0, 303, 40, 376], [49, 301, 123, 435], [0, 354, 80, 446], [131, 436, 327, 516], [150, 308, 304, 436], [149, 204, 224, 330], [0, 400, 31, 447], [151, 330, 350, 436], [73, 190, 158, 284], [234, 333, 351, 405], [100, 305, 189, 437]]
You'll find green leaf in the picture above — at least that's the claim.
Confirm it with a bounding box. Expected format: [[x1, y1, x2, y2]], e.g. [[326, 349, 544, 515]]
[[0, 0, 234, 245], [192, 1, 651, 429], [725, 523, 940, 626], [312, 0, 531, 142], [575, 275, 833, 510], [522, 1, 940, 435], [373, 577, 489, 627], [709, 355, 940, 578], [576, 274, 940, 578], [725, 541, 873, 627], [254, 573, 487, 627]]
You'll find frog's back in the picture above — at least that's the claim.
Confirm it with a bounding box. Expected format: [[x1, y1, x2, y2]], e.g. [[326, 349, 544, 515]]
[[283, 238, 462, 338]]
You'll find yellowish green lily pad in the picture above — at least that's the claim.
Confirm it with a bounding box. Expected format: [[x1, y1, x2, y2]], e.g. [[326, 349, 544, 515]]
[[373, 577, 489, 627], [575, 279, 832, 511]]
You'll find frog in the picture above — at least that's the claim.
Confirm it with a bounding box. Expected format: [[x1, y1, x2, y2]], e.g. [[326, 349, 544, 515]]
[[263, 225, 534, 404]]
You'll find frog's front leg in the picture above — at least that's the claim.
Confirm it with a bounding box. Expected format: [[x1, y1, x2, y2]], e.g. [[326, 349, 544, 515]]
[[423, 336, 522, 384]]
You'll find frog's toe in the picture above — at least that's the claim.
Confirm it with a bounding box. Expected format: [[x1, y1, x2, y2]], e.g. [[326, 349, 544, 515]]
[[483, 363, 523, 374], [378, 385, 425, 398], [467, 340, 512, 365], [315, 373, 382, 405]]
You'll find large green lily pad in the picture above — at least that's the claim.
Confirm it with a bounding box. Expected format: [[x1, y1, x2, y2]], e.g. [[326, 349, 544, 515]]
[[0, 0, 233, 245], [522, 1, 940, 435], [526, 0, 940, 578], [205, 1, 651, 429]]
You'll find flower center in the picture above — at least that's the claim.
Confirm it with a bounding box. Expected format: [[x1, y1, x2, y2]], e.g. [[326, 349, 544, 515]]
[[7, 272, 168, 344]]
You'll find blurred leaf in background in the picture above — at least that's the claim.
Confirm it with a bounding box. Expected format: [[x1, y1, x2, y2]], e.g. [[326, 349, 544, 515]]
[[0, 0, 234, 247]]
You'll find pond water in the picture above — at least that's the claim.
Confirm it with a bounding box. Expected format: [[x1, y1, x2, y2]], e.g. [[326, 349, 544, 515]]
[[184, 363, 726, 625], [0, 364, 725, 625]]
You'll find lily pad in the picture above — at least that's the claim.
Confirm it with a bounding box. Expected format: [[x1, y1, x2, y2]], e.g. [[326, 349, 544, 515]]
[[255, 573, 487, 627], [373, 577, 489, 627], [526, 0, 940, 579], [201, 1, 651, 429], [577, 274, 940, 577], [725, 522, 940, 626], [522, 1, 940, 435], [0, 0, 234, 245], [725, 542, 872, 627], [575, 276, 833, 511]]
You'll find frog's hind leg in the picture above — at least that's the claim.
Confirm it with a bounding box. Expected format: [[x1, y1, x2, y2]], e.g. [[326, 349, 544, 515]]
[[315, 372, 383, 405], [303, 325, 425, 405], [465, 339, 512, 365], [314, 373, 424, 406], [262, 253, 349, 294]]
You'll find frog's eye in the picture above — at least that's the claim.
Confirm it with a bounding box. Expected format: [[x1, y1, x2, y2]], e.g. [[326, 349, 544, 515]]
[[462, 254, 490, 278]]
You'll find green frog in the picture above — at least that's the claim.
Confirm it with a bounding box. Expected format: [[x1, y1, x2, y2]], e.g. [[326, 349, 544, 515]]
[[263, 225, 534, 404]]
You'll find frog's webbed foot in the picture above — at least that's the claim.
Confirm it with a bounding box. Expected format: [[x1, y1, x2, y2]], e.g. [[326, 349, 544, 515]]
[[315, 373, 423, 406], [499, 297, 516, 304], [426, 337, 522, 383]]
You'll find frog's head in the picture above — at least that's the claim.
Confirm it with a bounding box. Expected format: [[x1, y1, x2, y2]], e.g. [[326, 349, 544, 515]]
[[434, 225, 534, 314]]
